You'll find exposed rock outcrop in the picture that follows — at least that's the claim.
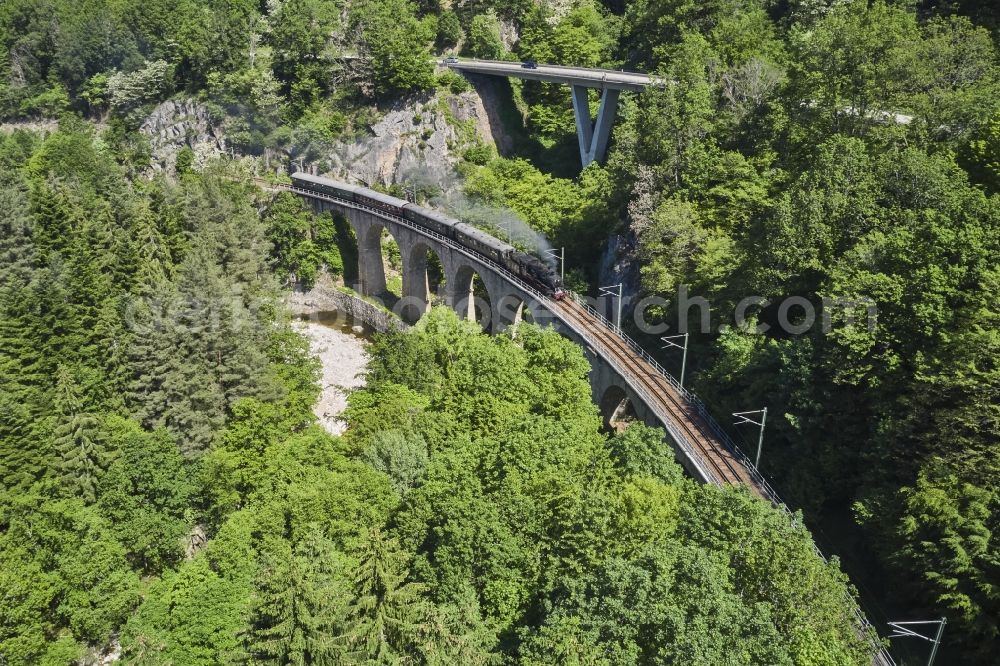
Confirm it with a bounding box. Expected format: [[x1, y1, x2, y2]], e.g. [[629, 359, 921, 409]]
[[135, 84, 514, 188], [324, 89, 494, 188], [598, 230, 642, 306], [542, 0, 577, 23], [139, 99, 226, 171], [498, 17, 520, 50]]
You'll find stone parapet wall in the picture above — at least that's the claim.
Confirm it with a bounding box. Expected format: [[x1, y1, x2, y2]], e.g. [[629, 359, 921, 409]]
[[286, 274, 408, 334]]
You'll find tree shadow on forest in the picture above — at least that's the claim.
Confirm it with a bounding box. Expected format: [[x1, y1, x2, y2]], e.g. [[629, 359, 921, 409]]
[[465, 74, 580, 179]]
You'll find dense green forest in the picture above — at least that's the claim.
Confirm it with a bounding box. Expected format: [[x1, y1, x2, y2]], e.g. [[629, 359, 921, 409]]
[[1, 0, 999, 663], [0, 125, 875, 663]]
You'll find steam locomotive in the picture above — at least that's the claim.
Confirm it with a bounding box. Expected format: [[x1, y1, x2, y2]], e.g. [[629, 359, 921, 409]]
[[291, 172, 564, 298]]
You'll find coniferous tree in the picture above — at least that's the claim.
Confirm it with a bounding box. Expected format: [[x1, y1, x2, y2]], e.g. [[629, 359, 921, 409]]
[[29, 178, 81, 265], [62, 213, 118, 373], [343, 527, 429, 662], [126, 286, 229, 457], [126, 204, 173, 290], [0, 390, 47, 491], [0, 280, 43, 397], [51, 366, 105, 503], [127, 246, 279, 456], [263, 192, 323, 288], [411, 588, 497, 666], [0, 168, 35, 285], [126, 281, 202, 456], [245, 529, 350, 664]]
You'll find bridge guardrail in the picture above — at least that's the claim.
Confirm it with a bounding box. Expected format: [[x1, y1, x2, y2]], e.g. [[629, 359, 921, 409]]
[[445, 58, 662, 85], [554, 313, 724, 487], [291, 186, 894, 666], [567, 292, 785, 499]]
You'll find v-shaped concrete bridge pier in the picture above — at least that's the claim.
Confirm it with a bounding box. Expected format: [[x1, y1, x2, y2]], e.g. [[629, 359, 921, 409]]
[[570, 85, 620, 168]]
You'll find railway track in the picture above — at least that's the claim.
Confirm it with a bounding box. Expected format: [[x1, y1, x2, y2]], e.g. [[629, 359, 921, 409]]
[[550, 297, 761, 493]]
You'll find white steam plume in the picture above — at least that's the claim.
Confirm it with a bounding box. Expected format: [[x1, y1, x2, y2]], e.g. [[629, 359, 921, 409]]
[[396, 165, 555, 264]]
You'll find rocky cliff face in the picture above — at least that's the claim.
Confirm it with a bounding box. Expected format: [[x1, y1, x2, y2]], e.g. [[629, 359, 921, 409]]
[[139, 99, 226, 171], [136, 83, 511, 188], [323, 89, 495, 189], [597, 230, 642, 306]]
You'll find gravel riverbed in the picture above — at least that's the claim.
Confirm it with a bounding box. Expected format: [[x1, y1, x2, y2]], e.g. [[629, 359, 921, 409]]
[[293, 320, 370, 436]]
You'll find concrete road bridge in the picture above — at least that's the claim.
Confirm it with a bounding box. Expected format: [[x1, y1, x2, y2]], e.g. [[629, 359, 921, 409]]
[[444, 58, 661, 168], [286, 176, 894, 665]]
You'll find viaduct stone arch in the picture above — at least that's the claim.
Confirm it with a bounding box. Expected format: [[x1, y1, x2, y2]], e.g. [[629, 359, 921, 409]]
[[585, 347, 659, 431], [448, 262, 492, 328]]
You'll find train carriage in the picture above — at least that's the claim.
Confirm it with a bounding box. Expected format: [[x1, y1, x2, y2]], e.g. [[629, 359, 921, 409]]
[[293, 173, 407, 216], [453, 222, 510, 264], [353, 189, 407, 216], [292, 172, 358, 201], [402, 204, 458, 238]]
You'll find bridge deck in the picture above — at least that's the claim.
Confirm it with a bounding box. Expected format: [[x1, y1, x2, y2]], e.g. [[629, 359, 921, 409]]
[[444, 58, 655, 92]]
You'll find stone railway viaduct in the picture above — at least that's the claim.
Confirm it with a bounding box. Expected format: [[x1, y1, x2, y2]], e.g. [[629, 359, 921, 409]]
[[294, 183, 782, 499]]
